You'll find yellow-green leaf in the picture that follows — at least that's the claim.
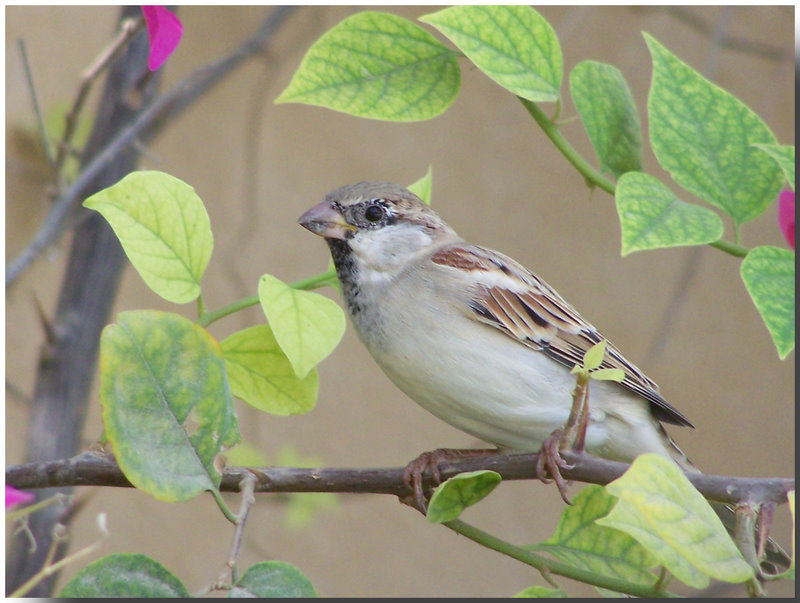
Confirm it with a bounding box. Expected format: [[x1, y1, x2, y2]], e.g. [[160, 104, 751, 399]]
[[645, 34, 782, 227], [591, 368, 625, 382], [752, 144, 795, 191], [222, 324, 318, 415], [408, 165, 433, 205], [740, 246, 795, 359], [569, 61, 642, 178], [258, 274, 346, 379], [84, 171, 213, 303], [537, 485, 658, 587], [514, 586, 567, 598], [616, 172, 724, 256], [275, 12, 459, 122], [99, 310, 239, 502], [421, 5, 562, 102], [426, 470, 501, 523], [598, 454, 754, 588], [583, 340, 607, 371]]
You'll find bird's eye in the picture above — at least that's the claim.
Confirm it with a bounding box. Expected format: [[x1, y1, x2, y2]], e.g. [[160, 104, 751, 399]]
[[364, 204, 385, 223]]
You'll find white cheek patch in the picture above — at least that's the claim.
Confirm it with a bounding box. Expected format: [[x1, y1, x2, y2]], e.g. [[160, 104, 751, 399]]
[[350, 223, 435, 280]]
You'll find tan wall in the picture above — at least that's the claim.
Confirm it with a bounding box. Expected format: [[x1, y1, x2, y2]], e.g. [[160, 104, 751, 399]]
[[6, 6, 794, 597]]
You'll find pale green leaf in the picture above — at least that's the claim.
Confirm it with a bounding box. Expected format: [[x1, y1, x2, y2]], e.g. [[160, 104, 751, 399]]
[[598, 454, 754, 588], [99, 311, 239, 502], [569, 61, 642, 178], [537, 485, 658, 587], [408, 164, 433, 205], [222, 324, 319, 415], [84, 171, 213, 303], [60, 553, 189, 598], [258, 274, 346, 379], [645, 34, 782, 226], [229, 561, 318, 598], [514, 586, 567, 598], [421, 5, 562, 102], [591, 368, 625, 382], [275, 11, 459, 121], [752, 144, 795, 191], [616, 171, 724, 256], [426, 470, 502, 523], [583, 340, 607, 371], [740, 246, 795, 359]]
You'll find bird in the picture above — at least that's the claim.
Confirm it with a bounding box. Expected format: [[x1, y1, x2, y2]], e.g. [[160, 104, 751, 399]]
[[298, 181, 788, 573]]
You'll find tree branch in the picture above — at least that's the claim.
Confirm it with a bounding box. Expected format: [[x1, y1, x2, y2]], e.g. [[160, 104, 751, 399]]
[[6, 5, 297, 288], [6, 450, 794, 507]]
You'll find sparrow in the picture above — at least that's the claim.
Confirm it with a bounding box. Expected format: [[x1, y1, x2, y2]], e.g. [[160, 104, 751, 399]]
[[298, 182, 788, 572]]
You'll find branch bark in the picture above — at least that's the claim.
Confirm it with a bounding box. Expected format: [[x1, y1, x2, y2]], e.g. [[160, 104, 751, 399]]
[[6, 7, 298, 595], [6, 6, 297, 288], [6, 450, 794, 507], [5, 7, 161, 596]]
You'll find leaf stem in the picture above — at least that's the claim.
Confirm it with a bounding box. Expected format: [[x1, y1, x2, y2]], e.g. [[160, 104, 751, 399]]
[[211, 489, 238, 524], [197, 295, 259, 328], [518, 97, 616, 196], [709, 238, 749, 257], [443, 518, 673, 597], [290, 268, 338, 291], [519, 97, 752, 259], [196, 269, 338, 328]]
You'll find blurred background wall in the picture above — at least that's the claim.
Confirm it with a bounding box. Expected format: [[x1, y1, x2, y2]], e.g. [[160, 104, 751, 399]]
[[6, 5, 794, 597]]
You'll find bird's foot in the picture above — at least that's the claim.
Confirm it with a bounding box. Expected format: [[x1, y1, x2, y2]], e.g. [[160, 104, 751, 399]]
[[535, 429, 575, 505], [402, 448, 498, 513]]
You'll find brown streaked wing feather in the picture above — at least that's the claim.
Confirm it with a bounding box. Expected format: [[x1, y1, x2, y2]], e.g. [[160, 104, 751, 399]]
[[431, 244, 693, 428]]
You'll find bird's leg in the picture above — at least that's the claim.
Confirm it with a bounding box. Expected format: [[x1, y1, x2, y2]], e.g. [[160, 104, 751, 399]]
[[535, 371, 592, 504], [402, 448, 499, 513]]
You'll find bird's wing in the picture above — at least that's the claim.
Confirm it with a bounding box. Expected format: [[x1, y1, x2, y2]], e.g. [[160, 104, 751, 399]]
[[430, 243, 693, 427]]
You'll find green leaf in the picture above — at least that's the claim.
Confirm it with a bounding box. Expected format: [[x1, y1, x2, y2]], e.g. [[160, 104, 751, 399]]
[[84, 171, 213, 304], [537, 486, 658, 587], [229, 561, 318, 598], [740, 246, 795, 359], [258, 274, 346, 379], [426, 470, 501, 523], [420, 5, 562, 102], [569, 61, 642, 178], [752, 144, 795, 191], [275, 11, 459, 121], [408, 164, 433, 205], [222, 324, 319, 415], [100, 310, 239, 502], [591, 368, 625, 382], [616, 171, 724, 256], [583, 340, 607, 371], [60, 553, 190, 597], [645, 34, 782, 227], [598, 454, 754, 588], [514, 585, 568, 598]]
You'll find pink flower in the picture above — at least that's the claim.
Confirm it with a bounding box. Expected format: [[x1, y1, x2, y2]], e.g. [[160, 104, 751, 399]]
[[141, 6, 183, 71], [6, 485, 34, 509], [778, 190, 795, 250]]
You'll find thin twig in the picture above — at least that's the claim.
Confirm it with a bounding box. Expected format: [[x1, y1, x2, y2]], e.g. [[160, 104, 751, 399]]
[[17, 38, 55, 169], [53, 16, 144, 181], [213, 472, 258, 592], [6, 6, 297, 289], [9, 514, 109, 598]]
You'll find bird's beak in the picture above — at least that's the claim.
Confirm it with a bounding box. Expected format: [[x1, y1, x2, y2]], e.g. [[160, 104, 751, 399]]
[[298, 201, 356, 240]]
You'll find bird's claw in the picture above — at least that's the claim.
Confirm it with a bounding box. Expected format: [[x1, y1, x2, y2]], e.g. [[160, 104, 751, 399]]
[[536, 429, 575, 505]]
